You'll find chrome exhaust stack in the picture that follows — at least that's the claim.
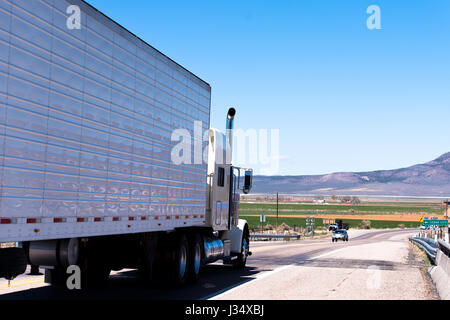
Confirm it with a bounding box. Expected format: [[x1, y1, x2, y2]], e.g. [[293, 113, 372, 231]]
[[225, 108, 236, 164]]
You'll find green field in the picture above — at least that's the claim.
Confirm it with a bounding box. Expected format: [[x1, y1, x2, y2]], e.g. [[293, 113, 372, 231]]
[[244, 215, 421, 231], [239, 202, 443, 215], [239, 200, 445, 230]]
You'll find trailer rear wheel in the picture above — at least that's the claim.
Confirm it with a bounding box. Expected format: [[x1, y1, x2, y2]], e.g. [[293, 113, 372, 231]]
[[77, 241, 111, 288], [138, 235, 157, 285], [80, 255, 111, 288]]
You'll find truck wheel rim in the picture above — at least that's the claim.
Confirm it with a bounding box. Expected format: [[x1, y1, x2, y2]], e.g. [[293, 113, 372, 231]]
[[242, 238, 248, 260], [179, 247, 187, 278], [194, 244, 201, 274]]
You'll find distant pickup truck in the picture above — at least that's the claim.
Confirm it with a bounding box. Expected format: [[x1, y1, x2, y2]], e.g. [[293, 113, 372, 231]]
[[329, 223, 339, 231], [329, 221, 349, 231]]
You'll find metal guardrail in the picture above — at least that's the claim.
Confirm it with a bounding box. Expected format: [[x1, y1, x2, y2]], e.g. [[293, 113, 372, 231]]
[[438, 239, 450, 258], [410, 237, 438, 262], [250, 233, 301, 241]]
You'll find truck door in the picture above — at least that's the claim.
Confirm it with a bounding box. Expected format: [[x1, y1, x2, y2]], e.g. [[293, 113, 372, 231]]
[[228, 167, 240, 228], [212, 165, 231, 230]]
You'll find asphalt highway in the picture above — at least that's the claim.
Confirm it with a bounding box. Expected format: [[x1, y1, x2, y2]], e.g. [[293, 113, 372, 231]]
[[0, 228, 439, 300]]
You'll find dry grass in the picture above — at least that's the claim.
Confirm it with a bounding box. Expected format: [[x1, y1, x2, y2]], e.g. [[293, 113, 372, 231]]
[[251, 222, 331, 239], [410, 242, 432, 269], [357, 220, 372, 229]]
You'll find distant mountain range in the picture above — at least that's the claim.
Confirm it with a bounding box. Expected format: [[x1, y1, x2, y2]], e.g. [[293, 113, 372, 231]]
[[252, 152, 450, 197]]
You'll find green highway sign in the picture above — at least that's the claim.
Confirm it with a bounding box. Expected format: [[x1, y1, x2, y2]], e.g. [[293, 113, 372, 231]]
[[422, 220, 449, 226]]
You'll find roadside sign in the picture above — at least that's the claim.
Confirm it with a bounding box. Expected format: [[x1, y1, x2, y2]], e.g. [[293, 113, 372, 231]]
[[306, 216, 314, 226], [419, 217, 424, 223], [260, 214, 266, 223], [422, 220, 448, 227]]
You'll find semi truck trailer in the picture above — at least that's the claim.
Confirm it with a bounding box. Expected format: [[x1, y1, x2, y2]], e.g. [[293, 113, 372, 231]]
[[0, 0, 254, 287]]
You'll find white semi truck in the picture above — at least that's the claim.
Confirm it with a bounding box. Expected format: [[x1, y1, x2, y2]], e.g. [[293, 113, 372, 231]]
[[0, 0, 253, 287]]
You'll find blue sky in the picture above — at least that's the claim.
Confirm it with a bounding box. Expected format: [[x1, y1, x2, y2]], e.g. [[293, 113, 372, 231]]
[[85, 0, 450, 175]]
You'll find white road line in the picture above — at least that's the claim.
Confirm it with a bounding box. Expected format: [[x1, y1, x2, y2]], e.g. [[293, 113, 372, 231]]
[[204, 264, 295, 300], [310, 247, 350, 260], [205, 246, 352, 300]]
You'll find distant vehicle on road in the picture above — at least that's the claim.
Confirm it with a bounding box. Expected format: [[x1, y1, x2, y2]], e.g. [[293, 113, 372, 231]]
[[332, 229, 349, 242], [329, 223, 339, 231], [335, 219, 350, 230]]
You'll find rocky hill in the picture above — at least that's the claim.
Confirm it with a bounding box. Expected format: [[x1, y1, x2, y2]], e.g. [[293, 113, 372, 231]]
[[252, 152, 450, 196]]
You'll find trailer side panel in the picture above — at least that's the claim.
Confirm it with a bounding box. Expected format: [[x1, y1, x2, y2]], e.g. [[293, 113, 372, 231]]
[[0, 0, 210, 242]]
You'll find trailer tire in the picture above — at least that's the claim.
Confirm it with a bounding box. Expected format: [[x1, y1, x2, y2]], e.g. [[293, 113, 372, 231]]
[[77, 241, 111, 288], [187, 233, 202, 283], [138, 235, 157, 285], [80, 255, 111, 288]]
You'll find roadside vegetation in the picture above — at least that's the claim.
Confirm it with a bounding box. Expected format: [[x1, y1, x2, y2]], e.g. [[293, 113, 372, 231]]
[[410, 242, 433, 269], [239, 202, 443, 215], [241, 200, 443, 232], [245, 216, 421, 231]]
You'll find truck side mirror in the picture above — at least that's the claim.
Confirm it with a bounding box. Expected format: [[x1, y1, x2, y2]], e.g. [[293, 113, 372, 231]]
[[243, 170, 253, 194]]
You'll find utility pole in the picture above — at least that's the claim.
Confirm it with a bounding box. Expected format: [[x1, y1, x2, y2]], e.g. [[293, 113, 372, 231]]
[[276, 192, 279, 228]]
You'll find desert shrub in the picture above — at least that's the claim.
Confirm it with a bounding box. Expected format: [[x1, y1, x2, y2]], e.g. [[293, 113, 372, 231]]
[[276, 223, 291, 232], [358, 220, 371, 229]]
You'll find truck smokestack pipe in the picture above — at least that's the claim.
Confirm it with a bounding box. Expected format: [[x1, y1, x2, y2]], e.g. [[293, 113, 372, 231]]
[[226, 108, 235, 163], [226, 107, 236, 130]]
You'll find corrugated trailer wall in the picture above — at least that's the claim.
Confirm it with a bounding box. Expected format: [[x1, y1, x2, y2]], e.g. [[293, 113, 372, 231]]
[[0, 0, 211, 242]]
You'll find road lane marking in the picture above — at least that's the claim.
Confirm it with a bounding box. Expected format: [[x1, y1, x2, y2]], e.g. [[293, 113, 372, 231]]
[[205, 244, 359, 300], [368, 233, 388, 240], [250, 229, 413, 253], [251, 241, 328, 253], [0, 278, 44, 290], [310, 247, 350, 260], [204, 263, 296, 300]]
